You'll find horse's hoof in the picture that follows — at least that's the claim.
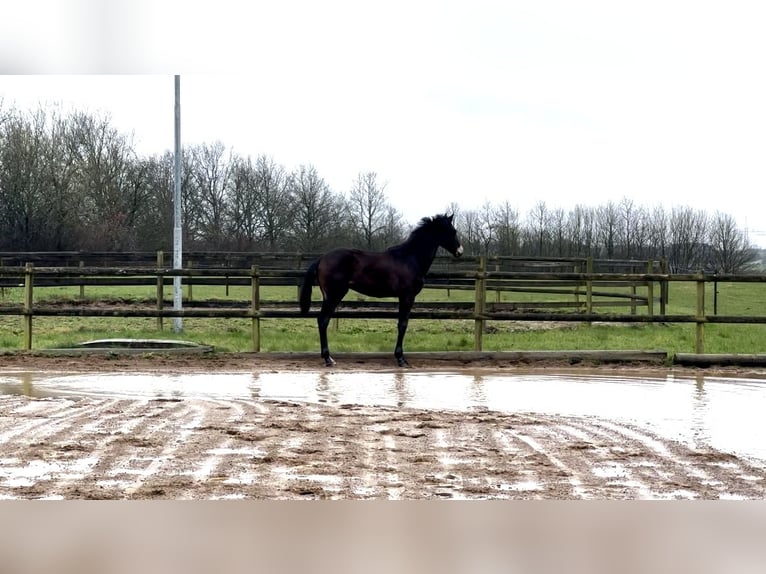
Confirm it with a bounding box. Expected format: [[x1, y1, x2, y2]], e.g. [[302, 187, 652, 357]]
[[397, 358, 410, 368], [324, 357, 336, 367]]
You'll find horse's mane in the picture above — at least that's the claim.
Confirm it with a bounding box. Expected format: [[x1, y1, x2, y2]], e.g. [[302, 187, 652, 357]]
[[411, 213, 450, 236], [388, 214, 451, 253]]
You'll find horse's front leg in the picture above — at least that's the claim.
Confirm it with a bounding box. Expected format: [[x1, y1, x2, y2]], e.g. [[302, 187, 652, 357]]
[[395, 297, 414, 367]]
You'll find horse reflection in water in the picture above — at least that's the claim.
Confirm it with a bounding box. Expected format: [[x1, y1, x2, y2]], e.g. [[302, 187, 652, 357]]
[[299, 214, 464, 367]]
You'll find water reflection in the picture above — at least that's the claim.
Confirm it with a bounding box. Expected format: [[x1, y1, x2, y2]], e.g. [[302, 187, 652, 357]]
[[393, 372, 412, 408], [315, 371, 344, 405], [469, 374, 486, 406], [691, 374, 711, 447], [1, 369, 765, 462]]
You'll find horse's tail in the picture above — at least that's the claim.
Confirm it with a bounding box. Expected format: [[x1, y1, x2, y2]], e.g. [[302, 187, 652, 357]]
[[299, 259, 319, 315]]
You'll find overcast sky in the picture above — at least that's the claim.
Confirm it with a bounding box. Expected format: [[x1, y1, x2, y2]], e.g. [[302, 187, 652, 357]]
[[2, 1, 765, 247]]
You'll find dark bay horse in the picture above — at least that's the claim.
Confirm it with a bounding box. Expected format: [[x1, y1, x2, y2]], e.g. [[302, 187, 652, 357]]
[[299, 214, 464, 367]]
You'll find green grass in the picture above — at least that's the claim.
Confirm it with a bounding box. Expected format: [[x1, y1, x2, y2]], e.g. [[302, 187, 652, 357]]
[[1, 280, 765, 355]]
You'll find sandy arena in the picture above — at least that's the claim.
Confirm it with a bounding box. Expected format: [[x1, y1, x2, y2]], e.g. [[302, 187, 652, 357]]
[[1, 353, 765, 499]]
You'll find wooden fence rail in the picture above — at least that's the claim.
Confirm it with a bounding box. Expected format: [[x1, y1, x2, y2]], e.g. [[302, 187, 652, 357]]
[[1, 250, 664, 269], [1, 263, 765, 354]]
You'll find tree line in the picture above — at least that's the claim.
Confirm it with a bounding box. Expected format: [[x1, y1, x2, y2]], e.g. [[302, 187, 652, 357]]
[[0, 103, 758, 272]]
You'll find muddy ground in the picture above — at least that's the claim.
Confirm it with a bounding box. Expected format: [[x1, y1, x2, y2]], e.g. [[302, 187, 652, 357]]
[[1, 352, 765, 499]]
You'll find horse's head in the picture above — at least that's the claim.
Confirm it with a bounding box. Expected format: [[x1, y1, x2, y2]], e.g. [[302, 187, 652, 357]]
[[432, 213, 463, 258]]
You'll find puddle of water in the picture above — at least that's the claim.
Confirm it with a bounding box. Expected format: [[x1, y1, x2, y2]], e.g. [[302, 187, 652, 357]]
[[1, 368, 765, 462]]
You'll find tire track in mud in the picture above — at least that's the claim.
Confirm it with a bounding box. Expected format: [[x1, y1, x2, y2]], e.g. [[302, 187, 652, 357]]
[[109, 400, 210, 498], [502, 425, 589, 499], [2, 399, 197, 498], [0, 397, 118, 445], [115, 398, 265, 499], [510, 413, 657, 499], [568, 417, 766, 500], [1, 396, 765, 500], [536, 414, 766, 500], [0, 398, 151, 498]]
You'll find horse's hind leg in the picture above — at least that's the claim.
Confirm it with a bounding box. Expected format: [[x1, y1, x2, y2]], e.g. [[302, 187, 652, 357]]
[[318, 290, 346, 367], [394, 297, 414, 368], [317, 305, 335, 366]]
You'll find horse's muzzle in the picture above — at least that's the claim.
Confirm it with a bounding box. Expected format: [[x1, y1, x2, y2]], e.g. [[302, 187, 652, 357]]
[[455, 245, 464, 257]]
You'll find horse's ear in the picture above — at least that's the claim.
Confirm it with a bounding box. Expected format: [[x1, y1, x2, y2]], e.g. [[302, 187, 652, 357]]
[[447, 214, 454, 223]]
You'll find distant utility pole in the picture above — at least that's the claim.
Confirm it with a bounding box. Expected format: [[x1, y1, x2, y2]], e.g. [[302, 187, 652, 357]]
[[173, 75, 183, 333]]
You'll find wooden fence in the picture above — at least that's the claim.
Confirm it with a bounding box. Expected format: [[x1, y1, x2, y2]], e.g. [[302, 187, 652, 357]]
[[2, 259, 765, 354], [0, 250, 665, 273]]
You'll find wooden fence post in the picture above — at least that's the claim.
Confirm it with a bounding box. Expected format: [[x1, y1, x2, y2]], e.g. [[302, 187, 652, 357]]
[[188, 260, 194, 301], [23, 263, 33, 350], [156, 250, 164, 331], [296, 254, 303, 301], [713, 276, 719, 315], [225, 254, 231, 297], [695, 271, 705, 354], [630, 283, 637, 315], [79, 260, 85, 299], [251, 265, 260, 352], [646, 260, 654, 317], [660, 258, 668, 313], [474, 256, 486, 351], [585, 257, 593, 320], [495, 262, 501, 303], [574, 261, 581, 310]]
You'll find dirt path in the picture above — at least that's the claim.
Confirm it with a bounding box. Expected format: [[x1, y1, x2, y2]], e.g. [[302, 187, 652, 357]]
[[1, 353, 765, 499]]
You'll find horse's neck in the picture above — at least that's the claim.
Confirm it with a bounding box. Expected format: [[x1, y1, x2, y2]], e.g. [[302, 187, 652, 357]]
[[398, 236, 439, 273]]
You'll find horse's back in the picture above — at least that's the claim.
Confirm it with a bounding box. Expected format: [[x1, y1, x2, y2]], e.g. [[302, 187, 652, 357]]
[[315, 248, 358, 284], [318, 247, 361, 270], [317, 247, 420, 298]]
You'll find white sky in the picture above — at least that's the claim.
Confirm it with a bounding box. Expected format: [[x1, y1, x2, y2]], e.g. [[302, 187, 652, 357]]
[[2, 1, 765, 246]]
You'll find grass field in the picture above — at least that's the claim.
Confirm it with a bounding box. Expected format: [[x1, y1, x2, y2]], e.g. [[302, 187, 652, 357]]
[[0, 279, 764, 355]]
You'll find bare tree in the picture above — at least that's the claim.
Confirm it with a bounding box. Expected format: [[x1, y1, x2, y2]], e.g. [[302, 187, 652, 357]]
[[43, 107, 82, 249], [0, 96, 8, 125], [131, 152, 174, 251], [564, 205, 592, 257], [549, 207, 566, 256], [188, 141, 231, 249], [226, 155, 260, 250], [617, 197, 637, 259], [377, 205, 406, 247], [647, 204, 669, 262], [631, 204, 651, 260], [287, 164, 345, 252], [0, 107, 49, 249], [348, 171, 389, 249], [613, 198, 650, 260], [475, 201, 495, 255], [708, 211, 756, 272], [67, 111, 143, 249], [252, 155, 290, 251], [668, 206, 708, 272], [595, 201, 619, 258], [459, 209, 482, 255], [2, 100, 761, 266], [492, 200, 520, 256], [226, 154, 290, 251], [527, 201, 550, 256], [179, 147, 202, 247]]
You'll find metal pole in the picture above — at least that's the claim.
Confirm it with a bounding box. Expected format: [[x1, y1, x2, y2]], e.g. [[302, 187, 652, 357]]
[[173, 75, 183, 333]]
